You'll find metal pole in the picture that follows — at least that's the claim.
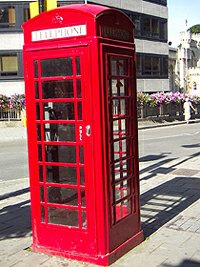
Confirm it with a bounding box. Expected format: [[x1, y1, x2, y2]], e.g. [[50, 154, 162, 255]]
[[39, 0, 45, 13]]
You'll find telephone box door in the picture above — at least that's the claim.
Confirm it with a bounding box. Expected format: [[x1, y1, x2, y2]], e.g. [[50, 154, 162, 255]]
[[26, 46, 97, 254], [103, 47, 141, 251]]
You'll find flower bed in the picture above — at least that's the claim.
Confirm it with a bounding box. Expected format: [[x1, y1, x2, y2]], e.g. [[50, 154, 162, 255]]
[[137, 92, 200, 119], [0, 94, 26, 111]]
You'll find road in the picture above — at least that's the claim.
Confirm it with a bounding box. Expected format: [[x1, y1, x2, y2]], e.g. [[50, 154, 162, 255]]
[[0, 122, 200, 181], [139, 122, 200, 160], [138, 122, 200, 182], [0, 139, 28, 181]]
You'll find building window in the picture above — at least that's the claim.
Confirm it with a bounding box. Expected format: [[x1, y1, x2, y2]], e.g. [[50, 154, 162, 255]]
[[128, 14, 141, 36], [127, 12, 167, 42], [136, 53, 168, 78], [142, 15, 167, 41], [0, 51, 23, 79], [0, 6, 16, 28], [143, 0, 167, 6], [0, 3, 30, 31]]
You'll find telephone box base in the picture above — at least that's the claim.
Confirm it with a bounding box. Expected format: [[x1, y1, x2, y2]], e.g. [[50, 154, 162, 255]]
[[31, 231, 144, 266]]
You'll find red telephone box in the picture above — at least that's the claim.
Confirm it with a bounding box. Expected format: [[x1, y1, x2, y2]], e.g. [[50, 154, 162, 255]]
[[22, 4, 143, 265]]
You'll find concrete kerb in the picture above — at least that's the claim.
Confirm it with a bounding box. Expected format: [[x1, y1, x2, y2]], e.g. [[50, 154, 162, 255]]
[[138, 118, 200, 130]]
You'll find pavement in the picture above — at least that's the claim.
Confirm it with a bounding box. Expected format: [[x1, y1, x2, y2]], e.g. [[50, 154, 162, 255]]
[[1, 119, 200, 267]]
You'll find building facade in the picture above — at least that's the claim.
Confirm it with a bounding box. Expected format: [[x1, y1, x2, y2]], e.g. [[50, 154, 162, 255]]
[[171, 30, 200, 96], [0, 0, 169, 96]]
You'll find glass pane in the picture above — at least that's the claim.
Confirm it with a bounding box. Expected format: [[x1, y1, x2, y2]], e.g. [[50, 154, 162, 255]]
[[0, 6, 16, 28], [23, 7, 30, 22], [78, 102, 82, 120], [115, 79, 126, 96], [47, 187, 78, 206], [122, 199, 131, 217], [111, 59, 128, 76], [0, 54, 18, 75], [76, 56, 81, 75], [115, 199, 131, 222], [41, 206, 45, 222], [77, 80, 82, 98], [40, 186, 44, 202], [43, 102, 74, 120], [36, 103, 40, 120], [44, 124, 75, 142], [34, 60, 38, 78], [81, 190, 86, 207], [114, 141, 120, 160], [48, 207, 79, 227], [42, 80, 74, 99], [115, 180, 130, 202], [152, 18, 159, 37], [79, 146, 84, 164], [41, 57, 73, 77], [45, 145, 76, 163], [37, 124, 41, 141], [82, 210, 87, 229], [80, 168, 85, 185], [39, 165, 43, 182], [38, 145, 42, 161], [35, 82, 39, 99], [114, 160, 128, 181], [46, 166, 77, 184]]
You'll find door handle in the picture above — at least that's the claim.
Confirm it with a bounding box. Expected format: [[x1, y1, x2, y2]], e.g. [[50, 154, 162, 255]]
[[86, 125, 91, 136]]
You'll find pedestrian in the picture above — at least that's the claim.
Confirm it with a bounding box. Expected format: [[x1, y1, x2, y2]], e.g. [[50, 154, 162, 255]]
[[183, 97, 195, 124]]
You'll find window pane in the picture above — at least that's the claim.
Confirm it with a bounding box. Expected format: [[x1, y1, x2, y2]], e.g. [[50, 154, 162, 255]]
[[160, 20, 167, 40], [41, 57, 73, 77], [39, 165, 43, 182], [48, 207, 79, 227], [41, 206, 45, 222], [47, 187, 78, 206], [34, 60, 38, 78], [0, 6, 16, 28], [43, 102, 74, 120], [44, 124, 75, 142], [46, 166, 77, 184], [144, 56, 152, 75], [35, 82, 39, 99], [136, 54, 142, 76], [23, 7, 30, 22], [0, 54, 18, 76], [111, 59, 128, 76], [80, 168, 85, 185], [143, 17, 151, 36], [42, 80, 74, 99], [152, 19, 159, 37], [152, 57, 160, 75], [38, 145, 42, 161], [77, 80, 82, 98], [76, 56, 81, 75], [45, 145, 76, 163], [163, 57, 168, 77]]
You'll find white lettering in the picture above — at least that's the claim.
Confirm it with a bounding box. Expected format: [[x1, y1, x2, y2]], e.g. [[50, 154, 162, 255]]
[[32, 24, 87, 42]]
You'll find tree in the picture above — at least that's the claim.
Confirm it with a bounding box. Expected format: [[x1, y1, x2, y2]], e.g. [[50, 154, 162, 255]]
[[188, 24, 200, 34]]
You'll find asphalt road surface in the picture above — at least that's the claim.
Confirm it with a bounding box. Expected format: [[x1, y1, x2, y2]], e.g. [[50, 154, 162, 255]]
[[0, 122, 200, 181]]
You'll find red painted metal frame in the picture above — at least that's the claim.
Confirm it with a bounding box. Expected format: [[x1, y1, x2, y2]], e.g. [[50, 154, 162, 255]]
[[23, 4, 143, 266]]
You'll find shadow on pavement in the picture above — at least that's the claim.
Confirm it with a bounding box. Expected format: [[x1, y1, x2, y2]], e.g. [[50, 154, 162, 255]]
[[0, 188, 31, 240], [162, 259, 200, 267], [140, 176, 200, 237], [0, 187, 29, 201]]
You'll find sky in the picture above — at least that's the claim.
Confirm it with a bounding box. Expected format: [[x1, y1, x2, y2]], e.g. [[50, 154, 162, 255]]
[[168, 0, 200, 47]]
